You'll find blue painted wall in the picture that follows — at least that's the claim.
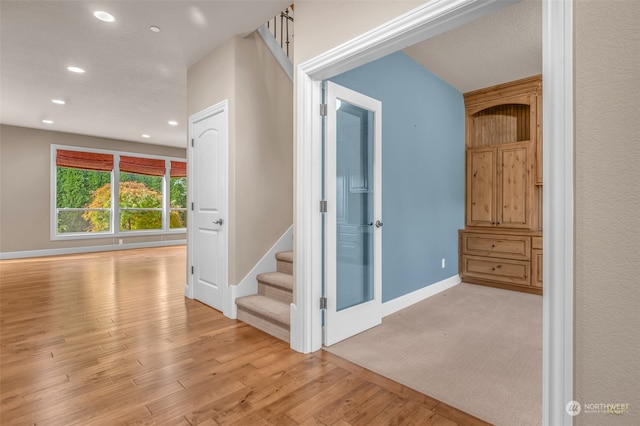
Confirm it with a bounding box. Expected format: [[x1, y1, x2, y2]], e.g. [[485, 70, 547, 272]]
[[330, 51, 465, 303]]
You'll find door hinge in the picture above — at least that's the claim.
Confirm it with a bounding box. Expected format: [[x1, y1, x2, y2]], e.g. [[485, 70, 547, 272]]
[[320, 103, 327, 116], [320, 297, 327, 310], [191, 202, 194, 211], [191, 266, 194, 274], [319, 200, 327, 213], [191, 138, 194, 147]]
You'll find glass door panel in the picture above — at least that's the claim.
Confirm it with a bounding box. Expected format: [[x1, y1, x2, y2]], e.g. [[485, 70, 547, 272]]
[[336, 102, 374, 311]]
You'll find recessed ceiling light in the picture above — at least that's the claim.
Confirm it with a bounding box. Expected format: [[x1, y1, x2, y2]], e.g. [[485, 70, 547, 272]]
[[149, 26, 161, 33], [67, 66, 85, 74], [168, 120, 178, 126], [42, 119, 54, 124], [142, 134, 151, 138], [52, 99, 66, 105], [93, 11, 115, 23]]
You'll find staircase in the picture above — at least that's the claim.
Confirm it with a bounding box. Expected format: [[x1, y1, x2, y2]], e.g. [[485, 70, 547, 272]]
[[235, 251, 293, 342]]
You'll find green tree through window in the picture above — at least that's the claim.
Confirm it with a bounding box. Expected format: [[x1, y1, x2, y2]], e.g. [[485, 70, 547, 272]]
[[83, 181, 186, 231], [54, 148, 187, 236]]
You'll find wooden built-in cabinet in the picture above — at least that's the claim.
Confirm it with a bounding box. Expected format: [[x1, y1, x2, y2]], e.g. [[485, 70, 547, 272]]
[[466, 141, 535, 229], [460, 75, 543, 295]]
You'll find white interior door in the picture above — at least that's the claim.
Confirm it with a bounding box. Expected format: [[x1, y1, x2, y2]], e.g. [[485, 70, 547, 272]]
[[188, 102, 228, 311], [324, 82, 382, 346]]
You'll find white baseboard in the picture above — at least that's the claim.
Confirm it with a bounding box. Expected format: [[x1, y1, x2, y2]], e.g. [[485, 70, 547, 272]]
[[289, 303, 302, 352], [0, 240, 187, 260], [382, 274, 461, 317], [224, 226, 293, 319]]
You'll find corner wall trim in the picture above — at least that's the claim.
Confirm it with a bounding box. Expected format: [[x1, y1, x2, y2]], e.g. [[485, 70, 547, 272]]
[[542, 0, 574, 424], [382, 275, 461, 317], [224, 225, 293, 319], [0, 240, 187, 260]]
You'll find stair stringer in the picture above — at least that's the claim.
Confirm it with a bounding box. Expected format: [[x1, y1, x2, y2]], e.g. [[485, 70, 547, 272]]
[[224, 225, 293, 319], [256, 24, 293, 81]]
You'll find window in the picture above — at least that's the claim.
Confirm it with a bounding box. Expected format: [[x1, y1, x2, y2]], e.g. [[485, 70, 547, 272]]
[[52, 146, 187, 239], [170, 161, 188, 230], [56, 149, 114, 234], [119, 156, 165, 232]]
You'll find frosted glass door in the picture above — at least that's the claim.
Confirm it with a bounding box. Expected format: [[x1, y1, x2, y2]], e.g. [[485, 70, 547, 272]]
[[336, 102, 374, 311], [324, 81, 382, 346]]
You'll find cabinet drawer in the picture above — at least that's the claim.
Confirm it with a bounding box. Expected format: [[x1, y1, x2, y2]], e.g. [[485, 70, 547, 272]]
[[462, 255, 530, 286], [462, 233, 530, 260]]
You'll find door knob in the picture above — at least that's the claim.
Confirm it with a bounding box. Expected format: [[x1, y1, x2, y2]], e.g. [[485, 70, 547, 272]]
[[213, 219, 224, 225], [375, 220, 383, 228]]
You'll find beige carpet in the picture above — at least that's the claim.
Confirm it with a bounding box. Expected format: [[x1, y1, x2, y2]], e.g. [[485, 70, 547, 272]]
[[324, 283, 542, 426]]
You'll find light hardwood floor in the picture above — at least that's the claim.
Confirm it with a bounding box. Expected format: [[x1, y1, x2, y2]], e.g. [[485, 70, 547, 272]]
[[0, 246, 490, 425]]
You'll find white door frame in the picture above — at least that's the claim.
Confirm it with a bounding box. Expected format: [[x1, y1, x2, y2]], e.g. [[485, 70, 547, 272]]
[[185, 99, 229, 309], [292, 1, 574, 425]]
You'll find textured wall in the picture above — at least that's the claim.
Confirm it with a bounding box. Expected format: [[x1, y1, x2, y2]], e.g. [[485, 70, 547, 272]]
[[574, 0, 640, 424], [330, 52, 465, 302], [0, 125, 186, 254]]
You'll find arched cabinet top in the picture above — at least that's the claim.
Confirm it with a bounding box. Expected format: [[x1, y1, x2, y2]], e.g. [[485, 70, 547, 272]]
[[464, 75, 541, 149]]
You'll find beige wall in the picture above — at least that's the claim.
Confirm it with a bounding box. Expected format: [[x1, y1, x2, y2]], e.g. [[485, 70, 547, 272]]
[[187, 34, 293, 285], [188, 36, 240, 284], [235, 33, 293, 283], [293, 0, 640, 422], [293, 1, 424, 65], [0, 125, 186, 254], [574, 1, 640, 424]]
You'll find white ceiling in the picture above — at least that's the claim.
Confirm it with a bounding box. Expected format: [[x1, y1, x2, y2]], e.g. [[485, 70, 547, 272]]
[[0, 0, 541, 150], [0, 0, 290, 148], [404, 0, 541, 93]]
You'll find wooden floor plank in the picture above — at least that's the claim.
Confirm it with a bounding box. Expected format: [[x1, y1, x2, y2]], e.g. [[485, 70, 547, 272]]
[[0, 247, 491, 425]]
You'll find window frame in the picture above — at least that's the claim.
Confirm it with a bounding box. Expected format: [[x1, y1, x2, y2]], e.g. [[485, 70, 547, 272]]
[[51, 144, 187, 240]]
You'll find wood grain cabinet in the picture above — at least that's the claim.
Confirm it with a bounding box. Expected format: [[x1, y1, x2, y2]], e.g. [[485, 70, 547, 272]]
[[459, 230, 540, 294], [531, 236, 543, 289], [466, 141, 534, 229], [460, 76, 543, 295]]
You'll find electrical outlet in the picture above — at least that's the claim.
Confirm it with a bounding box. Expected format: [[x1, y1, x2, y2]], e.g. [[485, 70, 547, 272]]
[[441, 258, 446, 269]]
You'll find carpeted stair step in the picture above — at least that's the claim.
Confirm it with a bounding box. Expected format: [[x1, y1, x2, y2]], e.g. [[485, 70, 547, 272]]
[[257, 271, 293, 303], [236, 294, 290, 342], [276, 251, 294, 275]]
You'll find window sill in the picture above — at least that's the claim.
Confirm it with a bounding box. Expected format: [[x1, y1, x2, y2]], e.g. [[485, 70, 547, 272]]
[[51, 229, 187, 241]]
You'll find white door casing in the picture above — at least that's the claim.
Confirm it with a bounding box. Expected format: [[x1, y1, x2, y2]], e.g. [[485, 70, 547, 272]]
[[186, 100, 229, 312], [293, 1, 573, 425], [324, 82, 382, 346]]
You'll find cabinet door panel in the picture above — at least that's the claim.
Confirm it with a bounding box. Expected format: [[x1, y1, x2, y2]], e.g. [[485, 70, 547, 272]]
[[466, 148, 496, 227], [497, 142, 532, 228], [532, 248, 543, 288], [535, 93, 543, 185]]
